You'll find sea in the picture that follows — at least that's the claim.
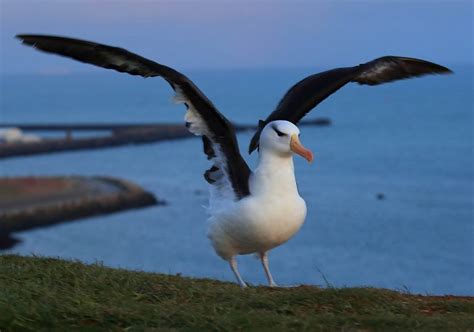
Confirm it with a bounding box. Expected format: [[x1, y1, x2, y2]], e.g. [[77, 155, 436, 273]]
[[0, 66, 472, 295]]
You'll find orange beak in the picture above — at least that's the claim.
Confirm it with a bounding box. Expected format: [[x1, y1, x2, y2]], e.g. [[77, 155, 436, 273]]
[[290, 134, 314, 163]]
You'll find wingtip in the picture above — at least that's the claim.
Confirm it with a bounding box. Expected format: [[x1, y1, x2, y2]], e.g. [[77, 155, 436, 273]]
[[15, 34, 35, 45], [15, 34, 36, 40], [15, 34, 26, 41], [441, 66, 454, 75], [430, 62, 453, 75], [407, 56, 454, 75], [15, 34, 62, 45]]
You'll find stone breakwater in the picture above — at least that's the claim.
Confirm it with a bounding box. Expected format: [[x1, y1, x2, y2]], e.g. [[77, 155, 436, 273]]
[[0, 119, 331, 159], [0, 176, 161, 249]]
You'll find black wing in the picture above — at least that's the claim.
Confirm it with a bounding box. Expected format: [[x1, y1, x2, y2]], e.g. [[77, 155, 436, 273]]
[[249, 56, 452, 153], [17, 34, 251, 199]]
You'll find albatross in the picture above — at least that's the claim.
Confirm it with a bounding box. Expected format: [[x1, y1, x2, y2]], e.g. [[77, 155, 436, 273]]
[[16, 34, 452, 287]]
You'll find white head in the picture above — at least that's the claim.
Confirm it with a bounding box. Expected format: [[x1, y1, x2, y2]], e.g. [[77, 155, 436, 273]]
[[259, 120, 314, 162]]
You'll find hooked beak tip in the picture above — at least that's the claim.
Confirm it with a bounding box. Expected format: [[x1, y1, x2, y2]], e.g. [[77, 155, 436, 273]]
[[290, 134, 314, 163]]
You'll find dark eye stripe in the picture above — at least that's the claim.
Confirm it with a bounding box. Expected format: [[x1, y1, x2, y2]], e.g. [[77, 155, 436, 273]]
[[272, 125, 286, 137]]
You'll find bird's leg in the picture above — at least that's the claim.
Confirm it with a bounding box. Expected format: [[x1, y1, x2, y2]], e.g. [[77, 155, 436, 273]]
[[229, 256, 247, 288], [260, 252, 278, 287]]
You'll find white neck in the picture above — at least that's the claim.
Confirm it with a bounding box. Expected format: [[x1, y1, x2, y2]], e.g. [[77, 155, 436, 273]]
[[250, 149, 299, 196]]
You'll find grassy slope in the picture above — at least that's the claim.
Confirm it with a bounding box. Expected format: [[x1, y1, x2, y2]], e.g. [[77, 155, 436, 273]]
[[0, 255, 472, 331]]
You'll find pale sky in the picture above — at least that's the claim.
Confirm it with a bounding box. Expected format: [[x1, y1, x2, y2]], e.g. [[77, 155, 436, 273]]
[[1, 0, 472, 74]]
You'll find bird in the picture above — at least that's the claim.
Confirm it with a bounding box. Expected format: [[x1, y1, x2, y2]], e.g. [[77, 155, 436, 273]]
[[16, 34, 452, 287]]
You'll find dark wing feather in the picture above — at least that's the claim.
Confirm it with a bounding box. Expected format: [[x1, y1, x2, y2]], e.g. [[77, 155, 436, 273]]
[[249, 56, 452, 153], [17, 34, 251, 199]]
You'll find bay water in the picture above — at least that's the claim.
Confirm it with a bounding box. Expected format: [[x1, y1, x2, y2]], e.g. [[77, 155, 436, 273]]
[[0, 66, 472, 295]]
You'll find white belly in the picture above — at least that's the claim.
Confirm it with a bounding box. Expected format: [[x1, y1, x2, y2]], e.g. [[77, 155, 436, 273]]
[[207, 193, 307, 259]]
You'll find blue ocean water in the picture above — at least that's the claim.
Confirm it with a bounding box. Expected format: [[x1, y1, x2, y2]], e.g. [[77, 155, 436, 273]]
[[0, 66, 472, 295]]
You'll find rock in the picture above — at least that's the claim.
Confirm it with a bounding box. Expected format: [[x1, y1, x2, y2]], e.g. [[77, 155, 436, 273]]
[[0, 233, 21, 250]]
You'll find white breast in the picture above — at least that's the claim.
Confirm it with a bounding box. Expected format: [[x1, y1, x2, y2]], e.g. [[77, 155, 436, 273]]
[[207, 151, 307, 259]]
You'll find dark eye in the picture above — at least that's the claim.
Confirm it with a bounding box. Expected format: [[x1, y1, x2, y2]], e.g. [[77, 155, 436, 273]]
[[273, 127, 286, 137]]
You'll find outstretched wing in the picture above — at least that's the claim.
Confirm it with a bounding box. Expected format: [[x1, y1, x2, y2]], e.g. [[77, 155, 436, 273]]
[[17, 34, 251, 200], [249, 56, 452, 153]]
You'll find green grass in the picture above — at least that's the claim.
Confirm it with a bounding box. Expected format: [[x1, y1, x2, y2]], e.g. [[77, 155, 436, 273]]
[[0, 255, 472, 331]]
